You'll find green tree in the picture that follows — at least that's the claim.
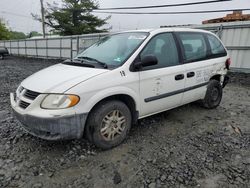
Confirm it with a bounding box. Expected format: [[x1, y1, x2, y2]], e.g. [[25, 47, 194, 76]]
[[9, 31, 26, 39], [0, 19, 10, 40], [33, 0, 110, 36], [27, 31, 43, 38]]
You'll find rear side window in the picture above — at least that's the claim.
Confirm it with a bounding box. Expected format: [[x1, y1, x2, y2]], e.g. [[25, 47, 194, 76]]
[[207, 34, 227, 56], [178, 33, 207, 62]]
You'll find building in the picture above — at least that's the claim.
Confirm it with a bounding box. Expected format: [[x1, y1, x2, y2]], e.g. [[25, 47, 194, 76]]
[[202, 11, 250, 24]]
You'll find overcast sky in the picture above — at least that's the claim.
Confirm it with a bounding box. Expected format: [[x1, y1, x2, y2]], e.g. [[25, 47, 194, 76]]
[[0, 0, 249, 34]]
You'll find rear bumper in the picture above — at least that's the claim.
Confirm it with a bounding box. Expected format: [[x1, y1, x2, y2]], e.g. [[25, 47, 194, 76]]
[[10, 93, 88, 140]]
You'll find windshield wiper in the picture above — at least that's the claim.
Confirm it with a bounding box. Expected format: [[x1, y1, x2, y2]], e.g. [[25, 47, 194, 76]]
[[77, 56, 108, 69]]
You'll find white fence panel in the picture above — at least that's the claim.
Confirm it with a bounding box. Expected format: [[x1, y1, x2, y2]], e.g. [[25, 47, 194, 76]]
[[61, 49, 71, 58], [37, 40, 46, 48], [48, 49, 60, 57], [61, 38, 71, 48], [19, 48, 25, 55], [37, 49, 47, 57], [47, 39, 60, 48], [26, 40, 36, 48], [27, 48, 37, 56], [19, 41, 25, 48]]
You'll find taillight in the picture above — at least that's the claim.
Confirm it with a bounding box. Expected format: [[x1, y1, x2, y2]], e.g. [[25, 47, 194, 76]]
[[225, 58, 231, 70]]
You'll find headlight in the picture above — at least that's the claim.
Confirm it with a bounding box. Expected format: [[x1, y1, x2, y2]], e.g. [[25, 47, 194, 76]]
[[41, 94, 80, 109]]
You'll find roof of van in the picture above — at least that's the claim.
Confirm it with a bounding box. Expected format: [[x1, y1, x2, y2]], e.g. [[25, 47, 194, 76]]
[[119, 27, 211, 34]]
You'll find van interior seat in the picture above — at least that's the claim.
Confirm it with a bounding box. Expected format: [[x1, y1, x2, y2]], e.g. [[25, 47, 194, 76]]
[[183, 44, 194, 61], [160, 43, 178, 67], [184, 44, 193, 52]]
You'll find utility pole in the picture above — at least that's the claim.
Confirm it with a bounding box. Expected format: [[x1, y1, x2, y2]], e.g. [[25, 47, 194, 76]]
[[40, 0, 46, 38]]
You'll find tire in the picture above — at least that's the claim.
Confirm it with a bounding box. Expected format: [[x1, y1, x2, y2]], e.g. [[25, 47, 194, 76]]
[[85, 100, 132, 149], [0, 55, 3, 60], [201, 80, 223, 109]]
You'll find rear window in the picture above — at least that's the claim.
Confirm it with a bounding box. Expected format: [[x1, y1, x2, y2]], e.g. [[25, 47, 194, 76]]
[[178, 33, 208, 62], [207, 34, 227, 56]]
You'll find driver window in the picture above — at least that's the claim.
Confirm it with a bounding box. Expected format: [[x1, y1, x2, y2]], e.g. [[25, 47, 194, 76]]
[[140, 33, 179, 70]]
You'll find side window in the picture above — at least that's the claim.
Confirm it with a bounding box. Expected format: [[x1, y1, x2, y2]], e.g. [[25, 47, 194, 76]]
[[207, 34, 227, 56], [178, 33, 207, 62], [140, 33, 179, 70]]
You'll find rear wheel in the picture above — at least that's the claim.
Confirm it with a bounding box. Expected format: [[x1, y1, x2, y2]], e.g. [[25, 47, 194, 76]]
[[85, 100, 132, 149], [201, 80, 222, 109]]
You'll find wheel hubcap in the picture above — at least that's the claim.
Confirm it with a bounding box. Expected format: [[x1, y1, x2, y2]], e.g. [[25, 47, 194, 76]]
[[211, 87, 219, 101], [101, 110, 126, 141]]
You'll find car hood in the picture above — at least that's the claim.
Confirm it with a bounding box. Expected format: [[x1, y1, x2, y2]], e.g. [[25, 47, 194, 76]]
[[21, 63, 109, 93]]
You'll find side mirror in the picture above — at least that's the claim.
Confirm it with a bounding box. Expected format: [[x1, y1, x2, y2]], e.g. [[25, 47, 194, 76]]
[[134, 55, 158, 70]]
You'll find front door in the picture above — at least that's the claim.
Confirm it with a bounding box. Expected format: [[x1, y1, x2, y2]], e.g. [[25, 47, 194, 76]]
[[138, 33, 186, 117]]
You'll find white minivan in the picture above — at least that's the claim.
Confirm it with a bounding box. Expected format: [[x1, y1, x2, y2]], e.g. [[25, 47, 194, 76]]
[[11, 28, 230, 149]]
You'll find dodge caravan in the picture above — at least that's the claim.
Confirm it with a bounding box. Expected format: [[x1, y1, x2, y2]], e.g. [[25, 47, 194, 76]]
[[10, 28, 230, 149]]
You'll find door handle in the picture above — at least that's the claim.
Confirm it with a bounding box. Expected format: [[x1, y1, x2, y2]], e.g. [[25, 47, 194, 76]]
[[187, 72, 195, 78], [175, 74, 184, 81]]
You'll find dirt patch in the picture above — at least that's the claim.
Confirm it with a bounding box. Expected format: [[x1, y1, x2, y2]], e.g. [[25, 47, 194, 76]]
[[0, 56, 250, 187]]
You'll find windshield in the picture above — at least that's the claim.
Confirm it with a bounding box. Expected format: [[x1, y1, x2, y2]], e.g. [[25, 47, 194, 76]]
[[76, 32, 149, 67]]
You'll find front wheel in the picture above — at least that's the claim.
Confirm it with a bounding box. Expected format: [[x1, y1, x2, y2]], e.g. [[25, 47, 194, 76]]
[[201, 80, 223, 109], [85, 100, 132, 149]]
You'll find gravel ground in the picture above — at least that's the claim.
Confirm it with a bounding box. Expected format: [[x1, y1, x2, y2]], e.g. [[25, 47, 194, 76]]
[[0, 56, 250, 188]]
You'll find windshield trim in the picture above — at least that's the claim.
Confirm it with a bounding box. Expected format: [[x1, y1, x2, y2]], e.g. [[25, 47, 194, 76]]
[[75, 32, 150, 69]]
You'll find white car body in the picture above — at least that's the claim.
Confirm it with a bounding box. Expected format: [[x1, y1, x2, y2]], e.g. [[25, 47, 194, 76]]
[[10, 28, 229, 141]]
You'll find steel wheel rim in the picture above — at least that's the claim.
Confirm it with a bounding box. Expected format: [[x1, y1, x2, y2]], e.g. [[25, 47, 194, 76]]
[[211, 87, 219, 101], [100, 110, 126, 141]]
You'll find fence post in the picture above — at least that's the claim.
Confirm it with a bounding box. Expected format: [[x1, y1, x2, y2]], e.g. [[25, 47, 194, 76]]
[[70, 37, 73, 59], [9, 41, 12, 55], [46, 38, 48, 59], [35, 40, 38, 57], [25, 40, 27, 57], [60, 38, 62, 59], [17, 41, 20, 56], [77, 36, 80, 54], [217, 24, 223, 39]]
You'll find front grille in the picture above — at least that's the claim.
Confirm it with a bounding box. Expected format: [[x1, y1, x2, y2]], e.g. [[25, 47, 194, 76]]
[[15, 86, 40, 110], [19, 100, 30, 109], [23, 89, 40, 100]]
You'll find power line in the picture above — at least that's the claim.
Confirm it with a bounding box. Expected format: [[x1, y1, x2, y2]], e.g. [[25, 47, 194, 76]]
[[0, 11, 33, 19], [97, 0, 232, 10], [93, 8, 250, 15]]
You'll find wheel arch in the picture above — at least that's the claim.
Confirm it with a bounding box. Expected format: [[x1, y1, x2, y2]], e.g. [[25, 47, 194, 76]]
[[210, 74, 221, 82], [90, 94, 138, 123]]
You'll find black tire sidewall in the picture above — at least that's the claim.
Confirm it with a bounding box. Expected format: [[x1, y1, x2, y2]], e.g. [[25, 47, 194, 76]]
[[203, 80, 223, 109], [87, 100, 132, 149]]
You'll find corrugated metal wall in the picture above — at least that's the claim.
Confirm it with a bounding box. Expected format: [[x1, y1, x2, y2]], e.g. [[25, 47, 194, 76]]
[[0, 21, 250, 71], [195, 21, 250, 71]]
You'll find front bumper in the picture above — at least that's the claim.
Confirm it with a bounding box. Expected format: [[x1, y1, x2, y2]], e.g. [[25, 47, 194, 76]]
[[10, 93, 88, 140]]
